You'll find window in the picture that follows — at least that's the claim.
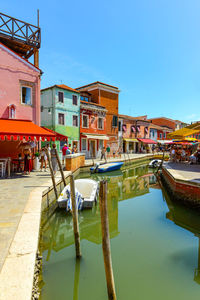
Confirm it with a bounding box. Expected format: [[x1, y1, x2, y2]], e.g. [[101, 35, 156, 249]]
[[81, 96, 89, 102], [82, 138, 87, 151], [163, 132, 166, 138], [58, 91, 64, 103], [159, 133, 162, 139], [73, 115, 78, 127], [73, 95, 78, 105], [8, 104, 16, 119], [112, 115, 118, 127], [21, 86, 32, 105], [118, 121, 122, 132], [58, 113, 65, 125], [98, 117, 104, 130], [82, 115, 89, 128]]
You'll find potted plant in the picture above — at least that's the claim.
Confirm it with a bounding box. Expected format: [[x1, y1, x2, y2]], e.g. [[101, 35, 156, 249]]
[[33, 152, 40, 170]]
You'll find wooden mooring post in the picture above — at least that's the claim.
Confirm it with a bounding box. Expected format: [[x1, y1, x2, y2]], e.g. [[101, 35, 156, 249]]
[[45, 149, 58, 200], [55, 148, 66, 187], [99, 180, 117, 300], [70, 174, 81, 258]]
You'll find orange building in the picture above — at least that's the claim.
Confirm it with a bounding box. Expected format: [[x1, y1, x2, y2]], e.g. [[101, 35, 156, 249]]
[[80, 99, 108, 158], [148, 117, 187, 131], [76, 82, 120, 153]]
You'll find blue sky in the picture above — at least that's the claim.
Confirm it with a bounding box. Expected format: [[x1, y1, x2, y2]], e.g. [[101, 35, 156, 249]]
[[2, 0, 200, 123]]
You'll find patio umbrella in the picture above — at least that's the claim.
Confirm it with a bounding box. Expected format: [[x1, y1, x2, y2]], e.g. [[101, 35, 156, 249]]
[[18, 142, 31, 150], [18, 141, 36, 149]]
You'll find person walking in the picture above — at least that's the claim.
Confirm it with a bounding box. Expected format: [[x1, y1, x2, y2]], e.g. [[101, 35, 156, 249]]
[[62, 143, 68, 165], [40, 147, 47, 171], [23, 148, 32, 175], [51, 144, 58, 175], [106, 144, 110, 159], [46, 143, 51, 155], [101, 147, 106, 161]]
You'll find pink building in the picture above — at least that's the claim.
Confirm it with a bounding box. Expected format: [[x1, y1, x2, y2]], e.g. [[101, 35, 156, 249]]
[[0, 42, 41, 125]]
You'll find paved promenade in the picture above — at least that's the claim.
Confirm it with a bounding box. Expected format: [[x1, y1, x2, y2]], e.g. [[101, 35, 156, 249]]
[[0, 171, 64, 272], [84, 152, 155, 166], [163, 162, 200, 186]]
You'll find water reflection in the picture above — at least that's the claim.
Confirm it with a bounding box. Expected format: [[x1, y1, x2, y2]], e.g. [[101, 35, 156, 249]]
[[40, 164, 200, 299], [164, 187, 200, 285], [41, 164, 157, 257], [73, 259, 80, 300]]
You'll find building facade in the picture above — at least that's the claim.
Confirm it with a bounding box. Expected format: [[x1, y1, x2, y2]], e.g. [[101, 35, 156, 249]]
[[149, 124, 173, 142], [118, 115, 152, 153], [80, 100, 108, 158], [41, 84, 80, 149], [0, 42, 41, 125], [76, 82, 120, 154], [148, 117, 187, 131]]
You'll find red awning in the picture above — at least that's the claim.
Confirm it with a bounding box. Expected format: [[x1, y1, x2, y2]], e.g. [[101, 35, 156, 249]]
[[137, 138, 157, 144], [42, 127, 68, 141], [0, 119, 56, 141]]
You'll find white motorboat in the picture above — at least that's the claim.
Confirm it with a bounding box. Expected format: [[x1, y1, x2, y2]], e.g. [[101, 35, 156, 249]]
[[149, 159, 162, 168], [57, 179, 99, 211]]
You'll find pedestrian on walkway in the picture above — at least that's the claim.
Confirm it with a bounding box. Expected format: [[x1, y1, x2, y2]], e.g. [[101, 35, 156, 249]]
[[24, 148, 32, 175], [40, 147, 47, 172], [62, 143, 68, 165], [101, 147, 106, 161], [51, 144, 58, 175], [106, 144, 110, 158], [46, 143, 51, 156]]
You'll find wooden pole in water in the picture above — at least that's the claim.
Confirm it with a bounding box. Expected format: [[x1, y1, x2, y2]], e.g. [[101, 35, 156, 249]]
[[99, 180, 117, 300], [70, 174, 81, 258], [45, 149, 58, 199], [55, 148, 66, 186]]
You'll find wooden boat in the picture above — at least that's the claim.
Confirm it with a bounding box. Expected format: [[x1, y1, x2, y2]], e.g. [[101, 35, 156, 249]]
[[90, 162, 124, 173], [57, 179, 99, 210]]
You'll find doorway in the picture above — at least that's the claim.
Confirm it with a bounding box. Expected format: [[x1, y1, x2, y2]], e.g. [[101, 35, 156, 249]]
[[89, 140, 96, 158]]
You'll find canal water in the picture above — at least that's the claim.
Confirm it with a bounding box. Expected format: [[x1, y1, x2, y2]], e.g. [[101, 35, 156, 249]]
[[40, 164, 200, 300]]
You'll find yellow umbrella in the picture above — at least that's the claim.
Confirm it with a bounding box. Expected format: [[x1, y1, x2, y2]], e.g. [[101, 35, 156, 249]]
[[168, 127, 199, 139], [184, 137, 198, 141]]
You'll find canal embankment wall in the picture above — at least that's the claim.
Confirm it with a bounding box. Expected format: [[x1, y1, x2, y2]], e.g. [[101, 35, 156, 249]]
[[161, 163, 200, 208], [0, 153, 160, 300]]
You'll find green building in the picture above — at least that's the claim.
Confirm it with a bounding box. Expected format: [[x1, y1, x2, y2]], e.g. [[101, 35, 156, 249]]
[[41, 84, 80, 151]]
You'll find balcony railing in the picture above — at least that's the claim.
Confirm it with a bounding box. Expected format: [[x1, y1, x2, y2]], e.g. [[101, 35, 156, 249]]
[[0, 12, 41, 48]]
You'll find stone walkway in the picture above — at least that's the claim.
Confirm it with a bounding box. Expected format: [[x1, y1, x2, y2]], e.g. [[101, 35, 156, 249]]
[[0, 170, 63, 272], [85, 152, 155, 166]]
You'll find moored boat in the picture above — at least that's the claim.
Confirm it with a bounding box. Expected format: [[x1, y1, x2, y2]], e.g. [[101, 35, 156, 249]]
[[149, 159, 162, 168], [57, 179, 99, 210], [90, 162, 124, 173]]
